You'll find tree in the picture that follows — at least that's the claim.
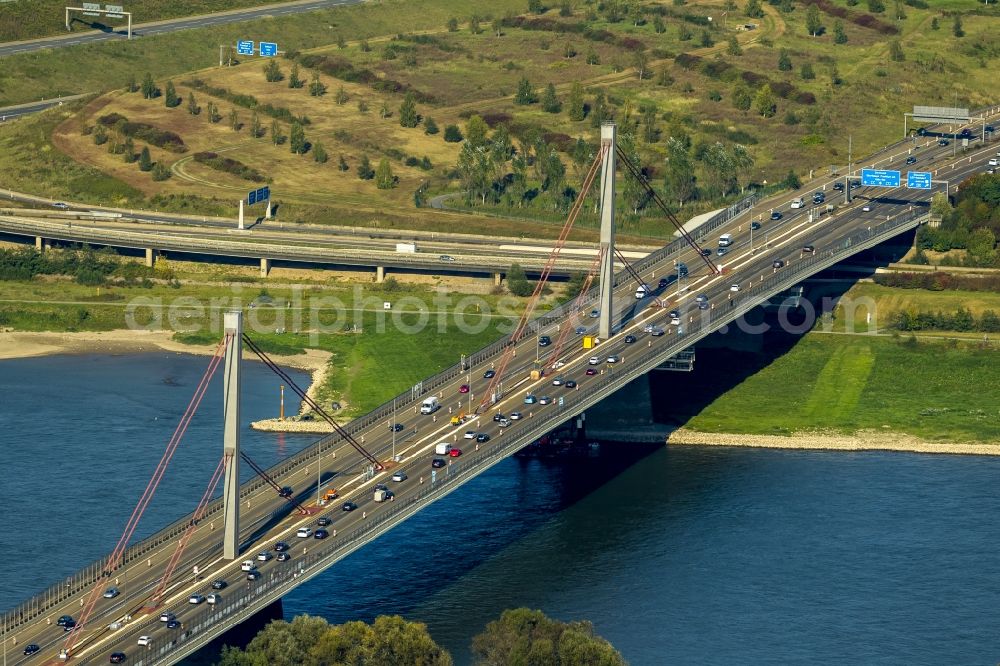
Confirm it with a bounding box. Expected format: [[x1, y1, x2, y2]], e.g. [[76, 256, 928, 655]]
[[732, 82, 753, 110], [727, 36, 743, 56], [867, 0, 885, 10], [800, 62, 815, 80], [208, 101, 221, 123], [447, 17, 459, 31], [338, 154, 349, 171], [357, 154, 375, 179], [250, 112, 261, 138], [930, 16, 938, 30], [122, 137, 135, 163], [357, 99, 368, 113], [93, 125, 108, 145], [527, 0, 543, 13], [424, 116, 439, 135], [229, 108, 240, 131], [653, 16, 666, 33], [805, 5, 823, 36], [566, 81, 586, 121], [465, 114, 489, 147], [270, 119, 283, 145], [888, 40, 905, 62], [151, 162, 171, 181], [288, 63, 303, 88], [263, 59, 283, 82], [334, 86, 349, 105], [506, 263, 533, 296], [754, 84, 776, 117], [777, 48, 792, 71], [699, 30, 714, 48], [187, 92, 199, 115], [633, 50, 650, 79], [308, 73, 326, 96], [379, 101, 390, 119], [140, 72, 157, 99], [590, 89, 610, 128], [399, 92, 419, 128], [311, 141, 328, 164], [469, 15, 481, 34], [833, 20, 847, 43], [559, 0, 571, 16], [375, 158, 395, 189], [514, 77, 536, 105], [952, 14, 964, 38], [443, 124, 464, 142], [541, 83, 561, 113], [586, 47, 600, 65], [289, 122, 307, 154], [125, 72, 138, 93], [745, 0, 764, 18], [138, 146, 152, 171], [472, 609, 626, 666]]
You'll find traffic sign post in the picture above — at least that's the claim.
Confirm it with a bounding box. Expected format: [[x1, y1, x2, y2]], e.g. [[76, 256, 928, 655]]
[[259, 42, 278, 57], [906, 171, 932, 190], [860, 168, 901, 188], [237, 40, 254, 56]]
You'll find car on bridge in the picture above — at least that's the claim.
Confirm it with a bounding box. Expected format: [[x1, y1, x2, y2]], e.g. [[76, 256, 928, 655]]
[[695, 294, 709, 304], [22, 644, 40, 656], [296, 527, 313, 538], [716, 247, 729, 257], [510, 411, 522, 420], [342, 501, 358, 512], [524, 394, 537, 404], [277, 552, 292, 561], [551, 376, 564, 386], [862, 202, 874, 212], [477, 433, 490, 443], [802, 245, 816, 254], [211, 580, 227, 590], [389, 423, 404, 432], [188, 594, 206, 605], [575, 326, 587, 334], [464, 430, 476, 439], [565, 380, 577, 388], [751, 221, 762, 230], [51, 202, 69, 210], [483, 369, 496, 379], [103, 587, 119, 598], [432, 458, 446, 468], [850, 180, 861, 190], [538, 335, 552, 346], [700, 248, 712, 257], [606, 355, 620, 364], [588, 356, 601, 365], [279, 486, 293, 498], [938, 138, 950, 146], [989, 158, 999, 167], [493, 412, 506, 422], [314, 529, 329, 539], [317, 516, 332, 526], [207, 594, 222, 604], [832, 182, 844, 191], [906, 156, 918, 164], [166, 619, 181, 629], [624, 335, 636, 343], [110, 653, 127, 664], [589, 309, 600, 318], [459, 384, 469, 393], [730, 284, 741, 292], [585, 368, 597, 375], [773, 259, 785, 268], [439, 255, 455, 262], [159, 612, 176, 623], [256, 551, 272, 562], [57, 615, 74, 627], [658, 277, 672, 288], [246, 570, 261, 581], [274, 541, 289, 552], [538, 396, 551, 405], [650, 328, 665, 337], [449, 447, 463, 457], [138, 635, 152, 646]]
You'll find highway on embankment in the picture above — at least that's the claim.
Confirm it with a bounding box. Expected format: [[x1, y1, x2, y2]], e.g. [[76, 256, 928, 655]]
[[5, 116, 999, 664]]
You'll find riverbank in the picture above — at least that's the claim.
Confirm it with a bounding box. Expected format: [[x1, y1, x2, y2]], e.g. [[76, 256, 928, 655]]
[[0, 329, 332, 417], [667, 427, 1000, 456]]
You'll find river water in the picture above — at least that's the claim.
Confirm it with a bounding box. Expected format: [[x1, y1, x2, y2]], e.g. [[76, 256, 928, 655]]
[[2, 353, 1000, 665]]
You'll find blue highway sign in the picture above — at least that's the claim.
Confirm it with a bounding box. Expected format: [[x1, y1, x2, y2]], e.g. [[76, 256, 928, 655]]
[[861, 168, 901, 188], [906, 171, 932, 190], [237, 40, 254, 56], [247, 190, 257, 205], [247, 187, 270, 205], [259, 42, 278, 57]]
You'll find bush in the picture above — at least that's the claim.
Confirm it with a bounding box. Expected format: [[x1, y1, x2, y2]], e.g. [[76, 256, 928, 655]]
[[151, 163, 172, 181], [193, 152, 267, 182], [443, 124, 464, 142]]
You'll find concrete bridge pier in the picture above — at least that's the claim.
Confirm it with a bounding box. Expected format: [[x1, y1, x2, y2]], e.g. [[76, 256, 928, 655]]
[[598, 123, 617, 340], [376, 265, 385, 283], [260, 257, 270, 277], [493, 272, 502, 287], [145, 248, 155, 268], [35, 236, 43, 251], [222, 311, 242, 560], [580, 373, 669, 443]]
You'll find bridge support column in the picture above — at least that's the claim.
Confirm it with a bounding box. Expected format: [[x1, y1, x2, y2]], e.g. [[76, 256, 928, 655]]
[[145, 248, 155, 268], [222, 311, 243, 560], [260, 257, 270, 278], [35, 236, 43, 251], [376, 265, 385, 283], [493, 272, 502, 287], [598, 123, 617, 340]]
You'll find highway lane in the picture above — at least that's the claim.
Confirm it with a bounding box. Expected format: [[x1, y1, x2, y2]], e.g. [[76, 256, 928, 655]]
[[0, 0, 360, 58], [7, 121, 999, 664]]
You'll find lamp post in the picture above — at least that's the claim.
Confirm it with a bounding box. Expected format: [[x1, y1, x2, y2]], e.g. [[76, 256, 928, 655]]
[[391, 397, 397, 461]]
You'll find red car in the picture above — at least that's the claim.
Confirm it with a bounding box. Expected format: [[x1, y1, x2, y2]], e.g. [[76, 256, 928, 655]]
[[585, 368, 597, 376], [459, 384, 470, 394], [449, 447, 463, 457]]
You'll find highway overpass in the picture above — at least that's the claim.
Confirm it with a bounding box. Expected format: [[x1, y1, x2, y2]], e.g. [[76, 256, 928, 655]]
[[2, 115, 998, 665]]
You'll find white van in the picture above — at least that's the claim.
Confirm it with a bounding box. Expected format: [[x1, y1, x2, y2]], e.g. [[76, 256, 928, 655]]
[[634, 284, 650, 300], [434, 442, 452, 455], [790, 198, 804, 209], [240, 560, 255, 571], [420, 396, 440, 414], [718, 233, 733, 247]]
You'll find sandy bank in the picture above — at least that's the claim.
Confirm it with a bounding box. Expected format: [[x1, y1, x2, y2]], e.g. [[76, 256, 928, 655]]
[[0, 330, 332, 413], [667, 427, 1000, 456]]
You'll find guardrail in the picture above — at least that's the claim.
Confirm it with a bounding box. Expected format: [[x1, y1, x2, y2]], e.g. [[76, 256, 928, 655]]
[[0, 198, 916, 634], [86, 207, 930, 666]]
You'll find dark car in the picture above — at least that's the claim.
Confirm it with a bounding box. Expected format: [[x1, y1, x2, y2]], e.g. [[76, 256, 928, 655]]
[[565, 380, 577, 388], [274, 541, 289, 552], [389, 423, 404, 432], [317, 516, 332, 526], [624, 335, 637, 344], [657, 277, 670, 288], [476, 432, 490, 443], [802, 244, 816, 254], [698, 301, 709, 310], [986, 125, 996, 133], [493, 412, 505, 422], [585, 368, 597, 375], [773, 259, 785, 268], [342, 501, 357, 512], [23, 644, 40, 656], [650, 328, 665, 337], [483, 369, 496, 379], [432, 458, 446, 468], [850, 180, 861, 190], [958, 128, 972, 138], [832, 182, 844, 191], [770, 211, 783, 220], [751, 221, 762, 230], [277, 552, 292, 561], [700, 248, 712, 256], [938, 138, 950, 146], [58, 615, 74, 627], [905, 156, 917, 164], [459, 384, 469, 394], [278, 486, 293, 498], [314, 529, 329, 539], [166, 620, 181, 629], [211, 579, 228, 590], [812, 193, 825, 204], [63, 619, 77, 631], [677, 262, 689, 278], [246, 570, 261, 581], [110, 653, 127, 664], [538, 335, 551, 346]]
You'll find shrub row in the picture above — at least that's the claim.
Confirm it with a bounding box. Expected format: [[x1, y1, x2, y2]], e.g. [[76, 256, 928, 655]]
[[96, 113, 187, 152], [801, 0, 899, 35], [874, 271, 1000, 293], [888, 308, 1000, 333], [183, 79, 310, 125], [193, 152, 267, 183], [296, 55, 435, 103], [500, 16, 647, 51]]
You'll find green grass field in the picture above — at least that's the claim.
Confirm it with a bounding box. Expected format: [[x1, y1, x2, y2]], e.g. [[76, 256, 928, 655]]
[[677, 333, 1000, 442]]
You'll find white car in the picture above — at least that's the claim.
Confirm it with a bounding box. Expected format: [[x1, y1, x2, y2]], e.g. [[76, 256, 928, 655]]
[[588, 356, 601, 365], [670, 315, 681, 325], [240, 560, 255, 571], [862, 203, 873, 212], [988, 158, 999, 166], [257, 551, 272, 562], [103, 587, 119, 599], [606, 355, 620, 364], [137, 635, 152, 647], [189, 594, 206, 605], [730, 284, 741, 292], [296, 527, 313, 538], [643, 323, 655, 333], [463, 430, 476, 439], [510, 411, 522, 420], [552, 360, 566, 369], [159, 612, 175, 623], [391, 471, 407, 482], [206, 594, 221, 605], [790, 198, 804, 209]]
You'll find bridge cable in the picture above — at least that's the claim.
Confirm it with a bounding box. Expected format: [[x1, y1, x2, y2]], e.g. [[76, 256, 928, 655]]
[[614, 248, 665, 308], [242, 333, 383, 471], [149, 455, 228, 609], [615, 147, 720, 276], [238, 450, 311, 515], [542, 247, 605, 372], [476, 144, 608, 413], [63, 336, 228, 656]]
